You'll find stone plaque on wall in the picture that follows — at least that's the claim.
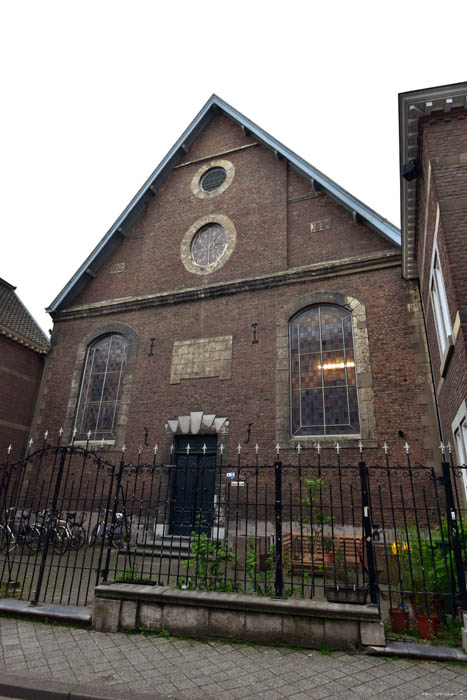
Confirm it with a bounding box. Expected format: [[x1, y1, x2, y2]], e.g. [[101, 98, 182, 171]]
[[170, 336, 233, 384], [310, 217, 331, 233]]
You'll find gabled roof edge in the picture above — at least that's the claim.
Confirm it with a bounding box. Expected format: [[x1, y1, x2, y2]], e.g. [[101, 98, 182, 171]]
[[48, 95, 401, 313]]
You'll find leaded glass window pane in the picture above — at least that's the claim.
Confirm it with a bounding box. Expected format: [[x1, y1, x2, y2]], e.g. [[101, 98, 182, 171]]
[[75, 334, 128, 441], [290, 305, 360, 436]]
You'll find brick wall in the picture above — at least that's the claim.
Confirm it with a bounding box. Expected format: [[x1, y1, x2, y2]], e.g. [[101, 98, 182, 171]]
[[416, 110, 467, 448], [0, 335, 45, 461]]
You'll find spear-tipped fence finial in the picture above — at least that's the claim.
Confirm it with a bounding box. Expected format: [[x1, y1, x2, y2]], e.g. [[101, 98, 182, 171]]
[[255, 443, 259, 454], [138, 445, 142, 455], [440, 442, 446, 457], [122, 444, 126, 454], [237, 443, 241, 455], [404, 442, 410, 454], [170, 443, 174, 454], [8, 444, 12, 454], [383, 442, 389, 455], [358, 440, 363, 454], [448, 442, 452, 454], [154, 444, 158, 455], [186, 443, 191, 455], [316, 441, 321, 454], [335, 442, 340, 454], [220, 444, 224, 455], [59, 427, 63, 437], [44, 429, 48, 440], [275, 442, 280, 457], [296, 443, 301, 454], [87, 430, 92, 441], [202, 443, 207, 455], [28, 438, 33, 450]]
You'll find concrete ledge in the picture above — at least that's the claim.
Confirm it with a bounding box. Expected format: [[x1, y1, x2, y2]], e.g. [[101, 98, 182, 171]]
[[0, 598, 91, 625], [94, 584, 383, 650], [367, 641, 467, 662], [0, 672, 160, 700]]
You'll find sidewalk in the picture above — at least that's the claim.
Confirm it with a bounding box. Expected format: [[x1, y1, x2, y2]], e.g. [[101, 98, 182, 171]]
[[2, 617, 467, 699]]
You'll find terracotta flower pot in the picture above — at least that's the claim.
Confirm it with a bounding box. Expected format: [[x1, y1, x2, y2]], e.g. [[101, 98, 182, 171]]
[[389, 608, 409, 632], [416, 614, 439, 639]]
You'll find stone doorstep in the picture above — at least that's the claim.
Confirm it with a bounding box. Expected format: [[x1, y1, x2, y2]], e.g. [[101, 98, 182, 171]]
[[0, 672, 160, 700], [94, 583, 381, 622]]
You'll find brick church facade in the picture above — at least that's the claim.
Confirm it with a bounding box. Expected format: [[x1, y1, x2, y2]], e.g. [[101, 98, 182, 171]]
[[29, 94, 446, 471]]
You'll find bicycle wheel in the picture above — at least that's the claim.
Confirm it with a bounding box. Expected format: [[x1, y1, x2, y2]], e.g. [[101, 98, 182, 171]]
[[52, 525, 69, 555], [27, 527, 44, 553], [0, 525, 11, 553], [111, 523, 124, 549], [69, 524, 86, 550], [88, 524, 100, 546]]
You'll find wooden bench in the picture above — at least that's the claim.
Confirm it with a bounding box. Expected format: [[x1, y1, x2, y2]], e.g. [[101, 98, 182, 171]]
[[282, 532, 364, 574]]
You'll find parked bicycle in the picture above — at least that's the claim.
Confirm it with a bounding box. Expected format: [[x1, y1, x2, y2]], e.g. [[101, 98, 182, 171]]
[[30, 509, 69, 555], [88, 510, 127, 549], [0, 508, 39, 553], [59, 512, 86, 551]]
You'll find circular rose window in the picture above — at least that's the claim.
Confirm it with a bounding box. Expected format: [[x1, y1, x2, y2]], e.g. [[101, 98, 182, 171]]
[[191, 223, 227, 267], [200, 167, 227, 192]]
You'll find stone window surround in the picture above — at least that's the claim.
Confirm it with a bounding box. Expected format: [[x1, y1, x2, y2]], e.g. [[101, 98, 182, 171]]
[[180, 214, 237, 276], [276, 291, 377, 448], [64, 322, 139, 450], [190, 159, 235, 200]]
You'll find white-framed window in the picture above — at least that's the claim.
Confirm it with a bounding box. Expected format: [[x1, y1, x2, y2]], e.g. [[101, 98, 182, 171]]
[[430, 246, 452, 356], [452, 402, 467, 496]]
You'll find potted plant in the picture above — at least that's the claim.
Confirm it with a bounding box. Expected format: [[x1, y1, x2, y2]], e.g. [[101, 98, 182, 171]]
[[388, 594, 410, 632]]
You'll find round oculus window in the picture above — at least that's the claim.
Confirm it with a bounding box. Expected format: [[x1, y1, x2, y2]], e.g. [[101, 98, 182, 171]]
[[191, 223, 227, 267], [200, 167, 227, 193]]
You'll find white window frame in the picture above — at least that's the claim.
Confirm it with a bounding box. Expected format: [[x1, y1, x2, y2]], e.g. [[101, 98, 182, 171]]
[[430, 245, 452, 358], [452, 401, 467, 497]]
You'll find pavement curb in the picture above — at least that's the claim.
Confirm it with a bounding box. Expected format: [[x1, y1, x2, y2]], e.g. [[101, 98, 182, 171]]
[[0, 673, 163, 700]]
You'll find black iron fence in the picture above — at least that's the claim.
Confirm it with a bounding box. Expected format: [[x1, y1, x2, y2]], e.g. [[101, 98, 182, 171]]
[[1, 438, 467, 637]]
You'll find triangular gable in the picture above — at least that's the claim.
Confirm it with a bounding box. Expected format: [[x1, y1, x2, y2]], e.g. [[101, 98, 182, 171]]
[[48, 95, 401, 313]]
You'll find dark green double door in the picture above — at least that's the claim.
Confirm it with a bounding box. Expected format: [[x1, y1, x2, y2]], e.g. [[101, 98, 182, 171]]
[[170, 436, 217, 536]]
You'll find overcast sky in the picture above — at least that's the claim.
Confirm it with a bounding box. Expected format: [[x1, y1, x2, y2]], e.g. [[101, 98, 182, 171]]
[[1, 1, 465, 336]]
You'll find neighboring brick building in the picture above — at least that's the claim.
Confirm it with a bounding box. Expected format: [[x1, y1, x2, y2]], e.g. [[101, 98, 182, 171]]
[[31, 92, 442, 499], [0, 278, 49, 461], [399, 82, 467, 474]]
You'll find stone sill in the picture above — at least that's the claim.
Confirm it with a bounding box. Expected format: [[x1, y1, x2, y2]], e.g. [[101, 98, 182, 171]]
[[285, 438, 378, 450], [439, 335, 454, 379]]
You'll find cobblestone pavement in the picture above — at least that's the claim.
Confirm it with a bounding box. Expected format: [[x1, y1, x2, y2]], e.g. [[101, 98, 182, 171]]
[[1, 619, 467, 700]]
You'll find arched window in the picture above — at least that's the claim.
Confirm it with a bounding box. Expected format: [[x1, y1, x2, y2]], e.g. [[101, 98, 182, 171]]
[[74, 334, 129, 442], [290, 305, 360, 436]]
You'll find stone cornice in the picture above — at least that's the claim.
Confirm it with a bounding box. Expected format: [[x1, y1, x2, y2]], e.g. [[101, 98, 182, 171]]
[[53, 250, 401, 322], [399, 82, 467, 280], [0, 324, 49, 354]]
